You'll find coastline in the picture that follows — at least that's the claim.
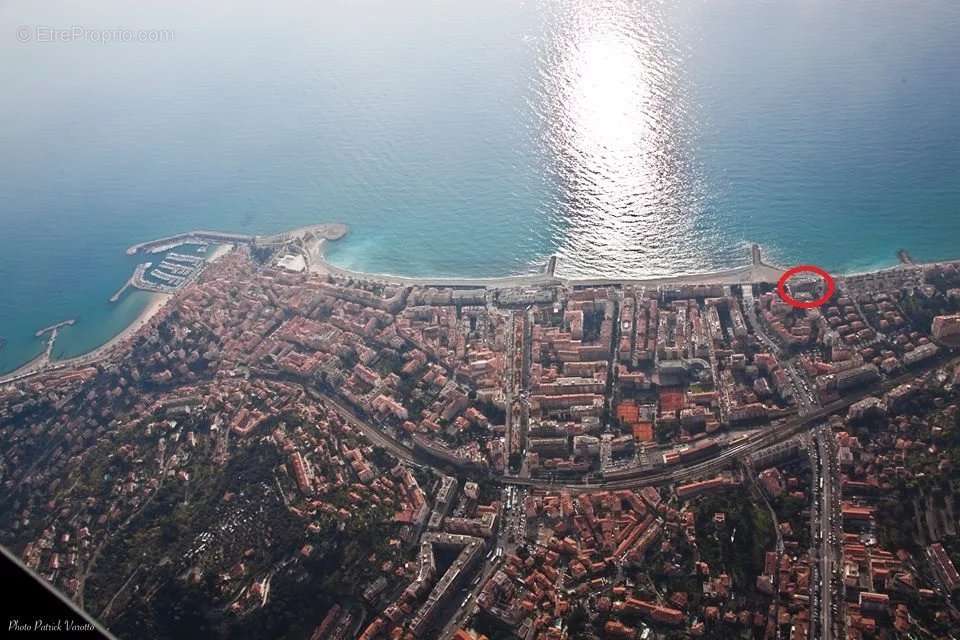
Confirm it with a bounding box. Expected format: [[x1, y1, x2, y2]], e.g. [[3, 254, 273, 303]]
[[124, 222, 922, 288], [65, 245, 233, 363], [92, 292, 172, 358], [0, 223, 949, 386], [312, 230, 786, 289], [0, 244, 240, 383], [205, 243, 234, 263], [317, 237, 943, 288], [0, 292, 173, 384]]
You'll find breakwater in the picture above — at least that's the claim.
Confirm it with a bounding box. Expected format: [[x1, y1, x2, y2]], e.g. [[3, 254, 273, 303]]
[[126, 231, 254, 256]]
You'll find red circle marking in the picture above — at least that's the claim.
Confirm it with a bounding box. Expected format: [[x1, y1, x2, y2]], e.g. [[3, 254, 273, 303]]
[[776, 265, 836, 309]]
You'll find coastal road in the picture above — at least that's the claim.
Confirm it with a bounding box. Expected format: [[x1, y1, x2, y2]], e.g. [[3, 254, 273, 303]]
[[311, 243, 784, 291]]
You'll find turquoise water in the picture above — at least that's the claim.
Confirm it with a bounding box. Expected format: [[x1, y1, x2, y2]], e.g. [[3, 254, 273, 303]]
[[1, 0, 959, 373]]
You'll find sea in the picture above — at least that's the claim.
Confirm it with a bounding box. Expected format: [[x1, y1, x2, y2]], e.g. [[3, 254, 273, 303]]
[[1, 0, 959, 374]]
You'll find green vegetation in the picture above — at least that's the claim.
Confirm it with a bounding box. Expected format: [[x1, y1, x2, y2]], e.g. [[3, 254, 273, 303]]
[[509, 451, 522, 472], [770, 493, 806, 522], [695, 493, 774, 593], [75, 435, 401, 640], [875, 498, 918, 551], [471, 610, 518, 640]]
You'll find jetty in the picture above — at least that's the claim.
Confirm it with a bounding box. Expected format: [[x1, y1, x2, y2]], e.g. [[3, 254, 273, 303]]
[[253, 223, 348, 248], [35, 319, 75, 338], [545, 255, 558, 277], [12, 319, 77, 375], [110, 262, 151, 303], [165, 252, 204, 266], [897, 248, 914, 265]]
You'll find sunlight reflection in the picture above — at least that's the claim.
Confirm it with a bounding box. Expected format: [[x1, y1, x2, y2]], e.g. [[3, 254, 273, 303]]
[[534, 1, 719, 277]]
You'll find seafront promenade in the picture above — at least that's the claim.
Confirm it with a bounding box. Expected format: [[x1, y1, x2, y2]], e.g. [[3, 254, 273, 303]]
[[121, 222, 941, 293], [0, 221, 948, 386], [308, 224, 786, 289]]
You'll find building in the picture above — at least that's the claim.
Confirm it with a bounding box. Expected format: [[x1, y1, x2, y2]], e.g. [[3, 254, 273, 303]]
[[931, 314, 960, 342], [835, 364, 880, 391]]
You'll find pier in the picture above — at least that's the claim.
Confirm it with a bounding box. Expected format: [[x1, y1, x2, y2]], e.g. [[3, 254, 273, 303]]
[[35, 319, 75, 338], [545, 255, 558, 277], [132, 266, 181, 294], [110, 262, 151, 303], [165, 252, 204, 265], [42, 330, 59, 362], [897, 248, 914, 265], [253, 223, 348, 249], [17, 319, 77, 374]]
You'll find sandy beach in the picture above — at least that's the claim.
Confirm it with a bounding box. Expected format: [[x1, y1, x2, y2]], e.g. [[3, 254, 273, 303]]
[[0, 245, 240, 385], [89, 292, 173, 358], [206, 243, 235, 263], [72, 245, 236, 364], [0, 290, 173, 385]]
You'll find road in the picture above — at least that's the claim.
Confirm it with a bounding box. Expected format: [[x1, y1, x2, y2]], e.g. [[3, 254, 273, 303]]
[[740, 286, 782, 357], [504, 357, 950, 494], [784, 359, 819, 414], [815, 426, 843, 640], [437, 485, 526, 639], [808, 433, 822, 638], [301, 353, 958, 500], [503, 311, 517, 471], [740, 286, 820, 415], [517, 308, 533, 477], [307, 387, 422, 466]]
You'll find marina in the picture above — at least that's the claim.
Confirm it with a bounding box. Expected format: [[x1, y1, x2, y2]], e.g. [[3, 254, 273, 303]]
[[132, 253, 204, 293], [116, 248, 220, 299]]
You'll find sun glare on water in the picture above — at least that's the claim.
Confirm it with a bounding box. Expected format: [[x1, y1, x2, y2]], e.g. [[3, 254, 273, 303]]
[[532, 0, 717, 277]]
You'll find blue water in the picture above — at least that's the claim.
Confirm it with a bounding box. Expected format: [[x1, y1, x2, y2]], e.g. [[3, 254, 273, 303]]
[[1, 0, 959, 373]]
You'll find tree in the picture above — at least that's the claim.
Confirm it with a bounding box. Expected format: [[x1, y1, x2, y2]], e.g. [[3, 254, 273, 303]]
[[566, 604, 588, 635]]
